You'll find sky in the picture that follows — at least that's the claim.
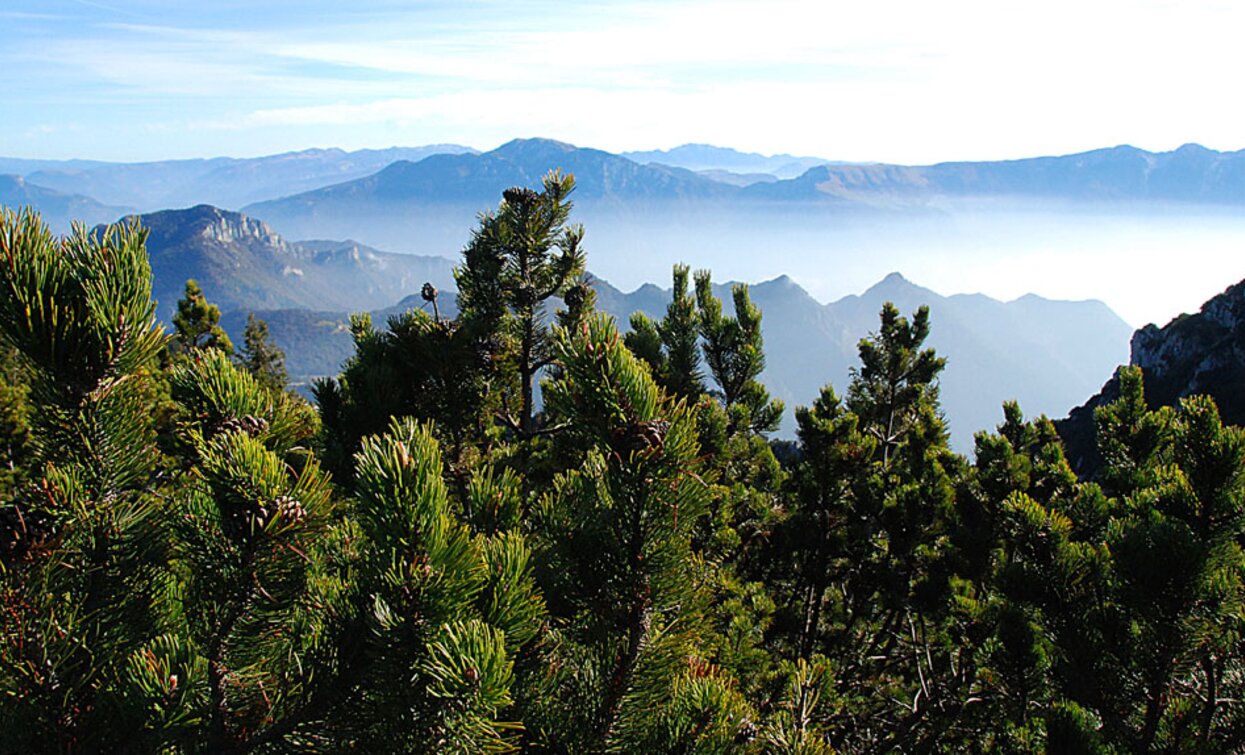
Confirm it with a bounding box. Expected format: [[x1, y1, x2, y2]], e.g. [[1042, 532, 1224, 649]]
[[4, 0, 1245, 164]]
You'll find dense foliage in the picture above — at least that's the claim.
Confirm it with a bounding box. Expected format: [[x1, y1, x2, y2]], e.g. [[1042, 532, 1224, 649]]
[[3, 182, 1245, 753]]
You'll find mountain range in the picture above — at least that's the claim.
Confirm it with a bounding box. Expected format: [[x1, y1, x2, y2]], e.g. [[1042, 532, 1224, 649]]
[[5, 145, 476, 213], [620, 144, 833, 179], [11, 139, 1245, 319], [14, 138, 1245, 252]]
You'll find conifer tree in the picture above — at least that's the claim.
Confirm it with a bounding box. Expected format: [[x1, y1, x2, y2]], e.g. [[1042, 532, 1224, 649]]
[[315, 308, 500, 487], [0, 208, 554, 751], [772, 302, 973, 750], [695, 271, 783, 434], [626, 263, 705, 400], [0, 346, 30, 499], [456, 171, 586, 438], [0, 210, 170, 749], [324, 417, 545, 751], [237, 312, 287, 392], [527, 314, 756, 751], [172, 278, 233, 356]]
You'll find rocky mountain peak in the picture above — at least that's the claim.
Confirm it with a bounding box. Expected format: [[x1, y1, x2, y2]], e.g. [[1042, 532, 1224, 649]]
[[134, 205, 288, 253], [1059, 276, 1245, 477], [199, 209, 287, 250]]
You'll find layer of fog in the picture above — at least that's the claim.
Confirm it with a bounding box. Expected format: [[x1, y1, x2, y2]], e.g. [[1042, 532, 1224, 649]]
[[570, 201, 1245, 329]]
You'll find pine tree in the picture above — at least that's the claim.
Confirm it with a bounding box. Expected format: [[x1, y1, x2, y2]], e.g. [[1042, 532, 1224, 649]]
[[695, 270, 783, 434], [321, 417, 544, 751], [315, 308, 501, 487], [0, 210, 170, 749], [771, 302, 973, 750], [172, 278, 233, 356], [163, 347, 339, 750], [527, 314, 756, 751], [455, 171, 586, 438], [0, 346, 31, 499], [237, 312, 287, 391], [626, 264, 705, 400]]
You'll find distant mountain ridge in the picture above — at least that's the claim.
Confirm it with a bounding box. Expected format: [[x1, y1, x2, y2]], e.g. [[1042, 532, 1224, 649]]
[[753, 143, 1245, 205], [0, 174, 132, 233], [229, 139, 1245, 264], [213, 259, 1129, 450], [14, 144, 476, 211], [621, 143, 833, 179], [602, 271, 1131, 448], [241, 138, 739, 256]]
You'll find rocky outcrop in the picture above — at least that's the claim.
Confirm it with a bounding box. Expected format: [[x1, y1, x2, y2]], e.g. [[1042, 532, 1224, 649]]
[[1057, 279, 1245, 477], [97, 205, 457, 321]]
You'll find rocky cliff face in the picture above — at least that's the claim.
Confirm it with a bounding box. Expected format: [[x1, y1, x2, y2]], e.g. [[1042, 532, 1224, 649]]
[[1057, 278, 1245, 476], [100, 205, 457, 321], [1130, 280, 1245, 423]]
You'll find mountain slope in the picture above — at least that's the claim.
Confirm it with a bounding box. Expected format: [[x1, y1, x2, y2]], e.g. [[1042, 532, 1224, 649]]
[[243, 137, 738, 254], [622, 144, 831, 178], [116, 205, 456, 320], [1, 175, 133, 233], [744, 143, 1245, 205], [598, 272, 1131, 448], [21, 144, 476, 211], [235, 140, 1245, 298]]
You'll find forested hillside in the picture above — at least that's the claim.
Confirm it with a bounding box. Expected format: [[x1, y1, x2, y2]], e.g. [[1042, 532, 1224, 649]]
[[2, 176, 1244, 752]]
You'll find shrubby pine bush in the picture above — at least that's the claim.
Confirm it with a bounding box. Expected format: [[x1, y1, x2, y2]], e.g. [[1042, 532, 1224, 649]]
[[2, 174, 1245, 752]]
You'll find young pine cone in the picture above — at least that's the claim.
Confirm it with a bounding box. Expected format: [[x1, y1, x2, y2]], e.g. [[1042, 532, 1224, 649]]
[[271, 495, 307, 525], [611, 419, 670, 456], [0, 504, 54, 564], [215, 414, 269, 438]]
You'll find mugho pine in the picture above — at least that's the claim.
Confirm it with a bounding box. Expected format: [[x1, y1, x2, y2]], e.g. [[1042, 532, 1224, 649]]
[[2, 176, 1244, 753]]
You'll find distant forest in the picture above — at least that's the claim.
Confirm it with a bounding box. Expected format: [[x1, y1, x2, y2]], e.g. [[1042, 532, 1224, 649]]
[[1, 173, 1243, 753]]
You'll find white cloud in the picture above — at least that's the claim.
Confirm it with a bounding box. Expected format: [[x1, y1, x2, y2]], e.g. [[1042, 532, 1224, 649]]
[[10, 0, 1245, 162]]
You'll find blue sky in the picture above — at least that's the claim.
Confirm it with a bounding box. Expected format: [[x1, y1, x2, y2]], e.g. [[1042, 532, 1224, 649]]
[[5, 0, 1245, 163]]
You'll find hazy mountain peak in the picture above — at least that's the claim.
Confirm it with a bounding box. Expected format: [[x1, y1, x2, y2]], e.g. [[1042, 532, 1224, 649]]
[[0, 174, 133, 233], [136, 204, 288, 251], [1173, 142, 1213, 155], [863, 271, 923, 298], [622, 143, 831, 179], [491, 137, 580, 157]]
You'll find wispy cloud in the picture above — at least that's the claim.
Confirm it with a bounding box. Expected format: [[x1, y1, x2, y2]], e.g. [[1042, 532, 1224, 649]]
[[6, 0, 1245, 162]]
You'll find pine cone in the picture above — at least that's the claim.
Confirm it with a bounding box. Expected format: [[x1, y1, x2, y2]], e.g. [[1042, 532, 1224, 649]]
[[215, 414, 269, 438], [271, 495, 307, 525], [0, 503, 54, 564], [611, 419, 670, 456], [502, 187, 538, 206]]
